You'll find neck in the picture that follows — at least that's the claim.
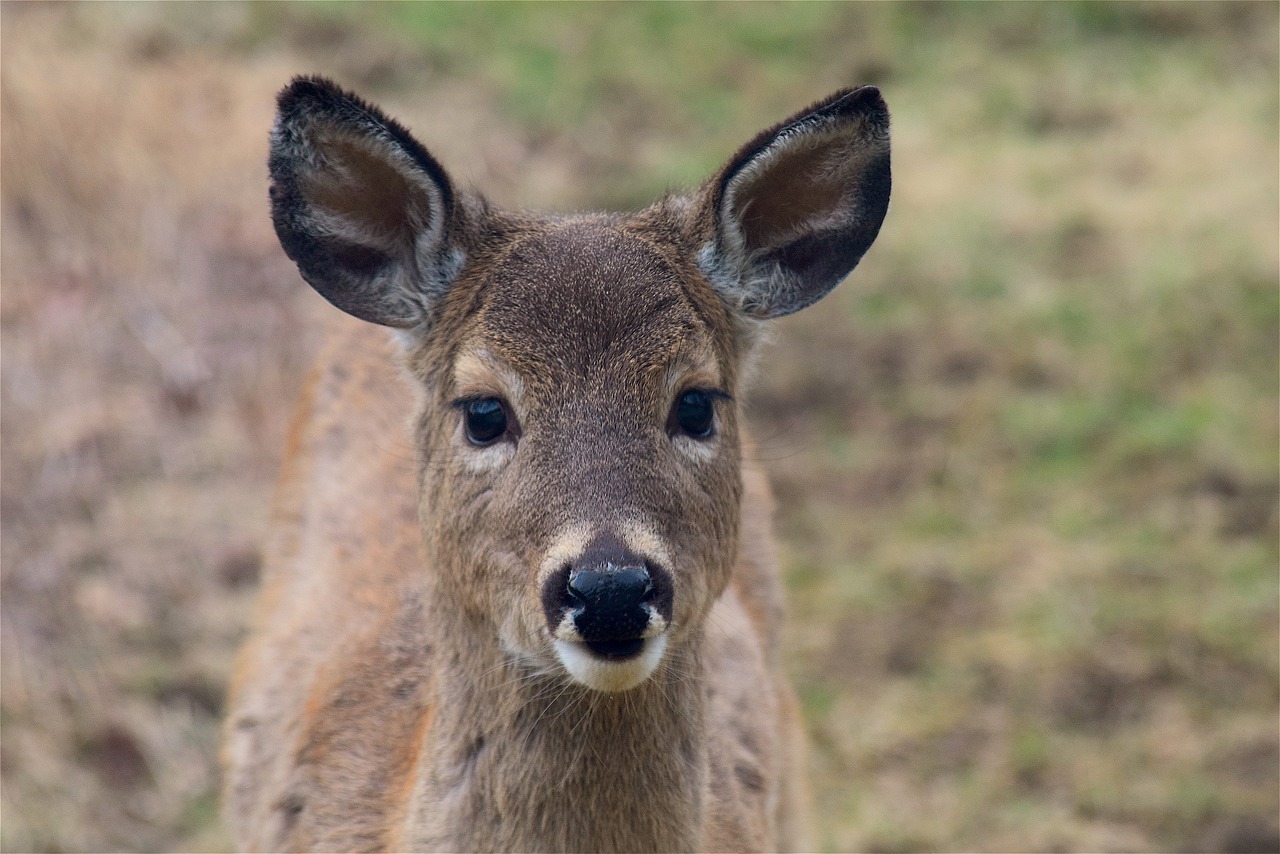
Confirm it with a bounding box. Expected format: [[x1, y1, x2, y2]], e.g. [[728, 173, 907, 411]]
[[402, 596, 708, 852]]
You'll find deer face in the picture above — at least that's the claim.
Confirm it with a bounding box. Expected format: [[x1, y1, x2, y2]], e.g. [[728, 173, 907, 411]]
[[409, 224, 743, 691], [267, 77, 889, 692]]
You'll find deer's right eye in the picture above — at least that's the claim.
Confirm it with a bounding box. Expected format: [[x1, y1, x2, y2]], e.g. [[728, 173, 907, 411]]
[[462, 397, 509, 445]]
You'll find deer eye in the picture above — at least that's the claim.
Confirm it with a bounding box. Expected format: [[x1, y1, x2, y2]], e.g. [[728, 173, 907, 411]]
[[670, 390, 716, 439], [461, 397, 509, 445]]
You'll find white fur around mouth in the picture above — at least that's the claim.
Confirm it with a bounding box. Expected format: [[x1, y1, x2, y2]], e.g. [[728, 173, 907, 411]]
[[553, 634, 668, 693]]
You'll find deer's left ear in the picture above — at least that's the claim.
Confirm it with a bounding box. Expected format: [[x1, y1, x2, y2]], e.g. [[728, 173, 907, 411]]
[[699, 86, 891, 318]]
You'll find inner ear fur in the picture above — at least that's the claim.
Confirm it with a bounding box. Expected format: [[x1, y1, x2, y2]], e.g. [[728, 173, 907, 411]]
[[704, 85, 892, 319], [269, 76, 463, 329], [300, 135, 431, 254]]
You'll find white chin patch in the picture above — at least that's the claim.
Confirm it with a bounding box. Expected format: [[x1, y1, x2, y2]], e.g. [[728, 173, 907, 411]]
[[553, 635, 668, 693]]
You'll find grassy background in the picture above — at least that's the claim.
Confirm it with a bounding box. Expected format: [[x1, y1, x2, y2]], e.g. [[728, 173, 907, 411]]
[[2, 3, 1276, 851]]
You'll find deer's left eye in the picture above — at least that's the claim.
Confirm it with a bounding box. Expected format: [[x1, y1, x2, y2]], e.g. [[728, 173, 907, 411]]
[[670, 390, 716, 439], [462, 397, 509, 445]]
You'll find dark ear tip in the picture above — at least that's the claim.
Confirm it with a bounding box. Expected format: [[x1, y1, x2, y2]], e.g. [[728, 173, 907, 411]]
[[275, 75, 375, 124], [783, 85, 887, 141], [833, 85, 889, 123], [278, 75, 340, 107]]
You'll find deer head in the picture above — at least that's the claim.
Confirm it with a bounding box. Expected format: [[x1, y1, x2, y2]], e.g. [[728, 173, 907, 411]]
[[266, 76, 889, 693]]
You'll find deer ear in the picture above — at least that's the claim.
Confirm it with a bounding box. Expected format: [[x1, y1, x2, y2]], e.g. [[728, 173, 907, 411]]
[[268, 76, 464, 329], [699, 86, 891, 318]]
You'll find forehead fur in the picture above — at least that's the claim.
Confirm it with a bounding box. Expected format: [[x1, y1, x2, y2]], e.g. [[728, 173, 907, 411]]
[[466, 219, 722, 392]]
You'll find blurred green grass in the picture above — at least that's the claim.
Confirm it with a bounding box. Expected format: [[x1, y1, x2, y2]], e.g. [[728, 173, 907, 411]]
[[2, 2, 1275, 851]]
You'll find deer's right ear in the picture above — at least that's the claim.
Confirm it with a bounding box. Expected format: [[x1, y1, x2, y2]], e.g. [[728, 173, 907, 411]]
[[269, 76, 464, 329]]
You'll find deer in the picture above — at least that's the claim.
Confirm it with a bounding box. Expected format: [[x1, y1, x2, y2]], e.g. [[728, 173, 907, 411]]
[[222, 75, 890, 853]]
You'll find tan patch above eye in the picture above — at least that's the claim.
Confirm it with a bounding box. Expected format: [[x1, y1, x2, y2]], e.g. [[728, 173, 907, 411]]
[[661, 343, 724, 403], [452, 349, 526, 408]]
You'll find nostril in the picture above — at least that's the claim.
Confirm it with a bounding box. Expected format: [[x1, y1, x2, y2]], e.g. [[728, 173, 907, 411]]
[[563, 565, 588, 609], [541, 563, 577, 630]]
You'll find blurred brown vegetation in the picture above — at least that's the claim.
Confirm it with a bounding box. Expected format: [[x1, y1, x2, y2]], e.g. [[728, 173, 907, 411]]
[[2, 3, 1277, 852]]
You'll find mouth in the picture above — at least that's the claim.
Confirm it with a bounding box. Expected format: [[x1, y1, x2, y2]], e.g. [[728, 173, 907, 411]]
[[582, 637, 646, 659], [552, 633, 667, 692]]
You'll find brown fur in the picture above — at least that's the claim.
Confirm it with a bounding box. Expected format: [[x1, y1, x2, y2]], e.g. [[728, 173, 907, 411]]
[[224, 77, 889, 853]]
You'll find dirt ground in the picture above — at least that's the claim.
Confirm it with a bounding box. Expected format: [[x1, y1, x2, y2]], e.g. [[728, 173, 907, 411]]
[[2, 4, 1277, 852]]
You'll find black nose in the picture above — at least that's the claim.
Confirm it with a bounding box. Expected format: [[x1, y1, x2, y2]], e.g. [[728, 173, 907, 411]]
[[566, 565, 653, 643]]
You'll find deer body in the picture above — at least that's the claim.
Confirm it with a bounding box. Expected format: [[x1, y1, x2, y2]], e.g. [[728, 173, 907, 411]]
[[224, 78, 889, 853]]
